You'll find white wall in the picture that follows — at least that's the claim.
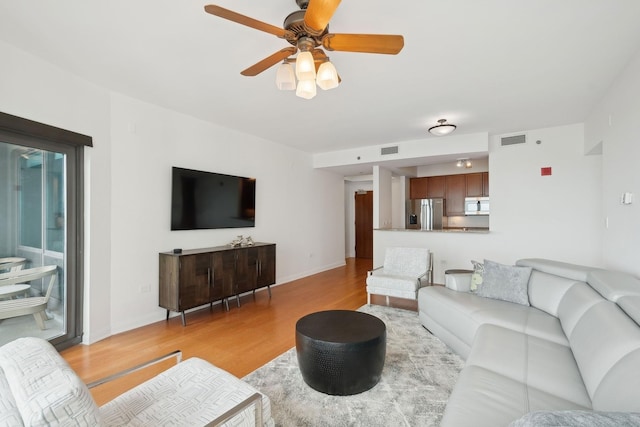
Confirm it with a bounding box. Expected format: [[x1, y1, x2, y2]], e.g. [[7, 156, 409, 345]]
[[108, 93, 346, 334], [375, 123, 603, 282], [1, 40, 346, 342], [585, 47, 640, 276], [0, 40, 113, 344]]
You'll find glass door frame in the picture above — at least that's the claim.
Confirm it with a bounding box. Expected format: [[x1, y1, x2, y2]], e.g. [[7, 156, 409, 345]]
[[0, 112, 91, 350]]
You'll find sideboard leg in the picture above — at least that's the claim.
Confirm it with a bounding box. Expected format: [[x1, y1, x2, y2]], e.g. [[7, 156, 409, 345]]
[[166, 309, 170, 321], [181, 311, 186, 327], [267, 285, 272, 298]]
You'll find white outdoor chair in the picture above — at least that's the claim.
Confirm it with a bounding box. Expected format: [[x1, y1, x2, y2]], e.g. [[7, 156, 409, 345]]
[[366, 247, 432, 305], [0, 265, 57, 329], [0, 257, 27, 273]]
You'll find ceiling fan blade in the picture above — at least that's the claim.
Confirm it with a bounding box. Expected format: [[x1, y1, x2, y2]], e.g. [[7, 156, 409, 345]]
[[322, 33, 404, 54], [241, 47, 297, 76], [204, 4, 293, 39], [304, 0, 341, 35]]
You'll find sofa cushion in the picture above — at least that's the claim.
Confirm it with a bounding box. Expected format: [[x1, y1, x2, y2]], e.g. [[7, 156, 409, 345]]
[[0, 337, 102, 426], [476, 259, 531, 306], [440, 365, 589, 427], [418, 286, 568, 360], [467, 325, 591, 408], [526, 271, 584, 317], [566, 300, 640, 411], [366, 273, 420, 293]]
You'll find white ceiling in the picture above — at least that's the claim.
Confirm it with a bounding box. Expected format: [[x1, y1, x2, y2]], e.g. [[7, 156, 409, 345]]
[[1, 0, 640, 160]]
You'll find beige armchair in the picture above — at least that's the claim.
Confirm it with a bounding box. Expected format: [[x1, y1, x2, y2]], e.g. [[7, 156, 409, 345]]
[[366, 247, 432, 305], [0, 265, 57, 329]]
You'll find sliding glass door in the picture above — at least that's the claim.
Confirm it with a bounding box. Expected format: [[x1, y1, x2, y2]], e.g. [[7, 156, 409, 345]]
[[0, 113, 89, 349]]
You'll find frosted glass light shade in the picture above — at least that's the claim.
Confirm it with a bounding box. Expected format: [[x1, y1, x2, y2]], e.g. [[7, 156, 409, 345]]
[[295, 51, 316, 81], [275, 63, 296, 90], [316, 61, 339, 90], [428, 119, 457, 136], [296, 78, 317, 99]]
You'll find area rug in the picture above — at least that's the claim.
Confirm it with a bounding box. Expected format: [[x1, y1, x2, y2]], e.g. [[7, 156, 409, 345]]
[[242, 304, 464, 427]]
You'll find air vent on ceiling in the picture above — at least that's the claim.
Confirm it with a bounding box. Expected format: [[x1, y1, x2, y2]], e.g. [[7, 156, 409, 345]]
[[501, 134, 526, 146], [381, 146, 399, 155]]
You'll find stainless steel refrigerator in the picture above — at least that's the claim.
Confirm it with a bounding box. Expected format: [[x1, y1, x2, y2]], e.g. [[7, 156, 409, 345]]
[[406, 198, 444, 230]]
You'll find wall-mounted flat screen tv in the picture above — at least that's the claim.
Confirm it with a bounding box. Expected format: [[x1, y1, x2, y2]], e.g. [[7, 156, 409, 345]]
[[171, 167, 256, 230]]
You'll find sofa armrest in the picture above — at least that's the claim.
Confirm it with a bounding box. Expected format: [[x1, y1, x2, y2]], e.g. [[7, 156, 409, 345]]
[[204, 392, 263, 427], [87, 350, 182, 389]]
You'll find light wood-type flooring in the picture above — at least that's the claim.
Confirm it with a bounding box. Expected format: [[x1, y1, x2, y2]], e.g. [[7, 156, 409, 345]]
[[62, 257, 418, 405]]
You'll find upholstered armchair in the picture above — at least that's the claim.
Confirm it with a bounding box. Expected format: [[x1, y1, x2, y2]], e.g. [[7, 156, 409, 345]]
[[0, 337, 274, 426], [366, 247, 432, 305]]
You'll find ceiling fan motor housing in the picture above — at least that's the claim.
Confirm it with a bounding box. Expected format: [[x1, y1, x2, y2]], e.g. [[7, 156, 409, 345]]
[[284, 9, 328, 46]]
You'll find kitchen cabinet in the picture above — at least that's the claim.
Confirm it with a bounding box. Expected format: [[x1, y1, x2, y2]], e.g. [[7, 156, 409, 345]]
[[466, 172, 490, 197], [409, 177, 428, 199], [445, 175, 466, 216], [426, 176, 446, 198], [159, 243, 276, 325]]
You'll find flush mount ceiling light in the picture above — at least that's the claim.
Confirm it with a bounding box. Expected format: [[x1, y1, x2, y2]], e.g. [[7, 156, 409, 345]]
[[456, 158, 472, 168], [428, 119, 457, 136]]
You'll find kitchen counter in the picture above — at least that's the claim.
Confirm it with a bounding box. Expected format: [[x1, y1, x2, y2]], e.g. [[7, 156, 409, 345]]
[[375, 227, 490, 234]]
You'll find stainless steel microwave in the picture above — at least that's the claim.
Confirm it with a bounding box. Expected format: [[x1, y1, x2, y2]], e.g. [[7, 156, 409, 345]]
[[464, 197, 490, 215]]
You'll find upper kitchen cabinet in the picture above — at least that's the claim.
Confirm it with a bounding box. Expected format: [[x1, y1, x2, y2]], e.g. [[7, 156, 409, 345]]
[[445, 175, 466, 216], [466, 172, 490, 197], [410, 177, 428, 199], [426, 176, 446, 198]]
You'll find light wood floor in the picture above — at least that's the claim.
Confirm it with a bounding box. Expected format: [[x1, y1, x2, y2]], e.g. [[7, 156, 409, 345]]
[[63, 257, 413, 405]]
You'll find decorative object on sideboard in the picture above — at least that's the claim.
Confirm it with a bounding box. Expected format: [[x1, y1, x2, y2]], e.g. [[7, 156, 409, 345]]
[[428, 119, 457, 136], [229, 235, 255, 247]]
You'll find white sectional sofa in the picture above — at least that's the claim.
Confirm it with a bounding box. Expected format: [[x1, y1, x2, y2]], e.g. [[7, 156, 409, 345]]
[[0, 337, 274, 426], [418, 258, 640, 427]]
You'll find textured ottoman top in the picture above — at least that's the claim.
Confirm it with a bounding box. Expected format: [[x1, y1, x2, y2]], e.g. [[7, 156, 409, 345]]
[[296, 310, 385, 343]]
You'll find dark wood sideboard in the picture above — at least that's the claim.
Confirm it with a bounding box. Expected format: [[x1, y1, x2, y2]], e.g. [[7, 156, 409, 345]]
[[159, 243, 276, 326]]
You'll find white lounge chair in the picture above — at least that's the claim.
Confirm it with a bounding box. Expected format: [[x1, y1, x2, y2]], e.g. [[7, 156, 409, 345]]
[[0, 257, 26, 273], [366, 247, 432, 305], [0, 265, 57, 329]]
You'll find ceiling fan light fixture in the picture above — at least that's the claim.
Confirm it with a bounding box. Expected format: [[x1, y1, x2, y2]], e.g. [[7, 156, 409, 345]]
[[296, 77, 317, 99], [275, 62, 296, 90], [295, 50, 316, 81], [428, 119, 457, 136], [316, 61, 339, 90]]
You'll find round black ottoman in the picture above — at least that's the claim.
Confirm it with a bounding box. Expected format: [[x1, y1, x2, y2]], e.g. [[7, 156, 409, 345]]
[[295, 310, 386, 396]]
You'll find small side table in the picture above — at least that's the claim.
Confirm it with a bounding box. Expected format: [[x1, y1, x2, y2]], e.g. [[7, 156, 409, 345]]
[[0, 284, 31, 300], [444, 269, 473, 291]]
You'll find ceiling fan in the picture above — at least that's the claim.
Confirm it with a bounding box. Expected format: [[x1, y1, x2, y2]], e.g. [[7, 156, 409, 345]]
[[204, 0, 404, 97]]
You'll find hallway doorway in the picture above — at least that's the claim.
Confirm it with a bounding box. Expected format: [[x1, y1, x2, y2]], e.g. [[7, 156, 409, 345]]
[[354, 190, 373, 259]]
